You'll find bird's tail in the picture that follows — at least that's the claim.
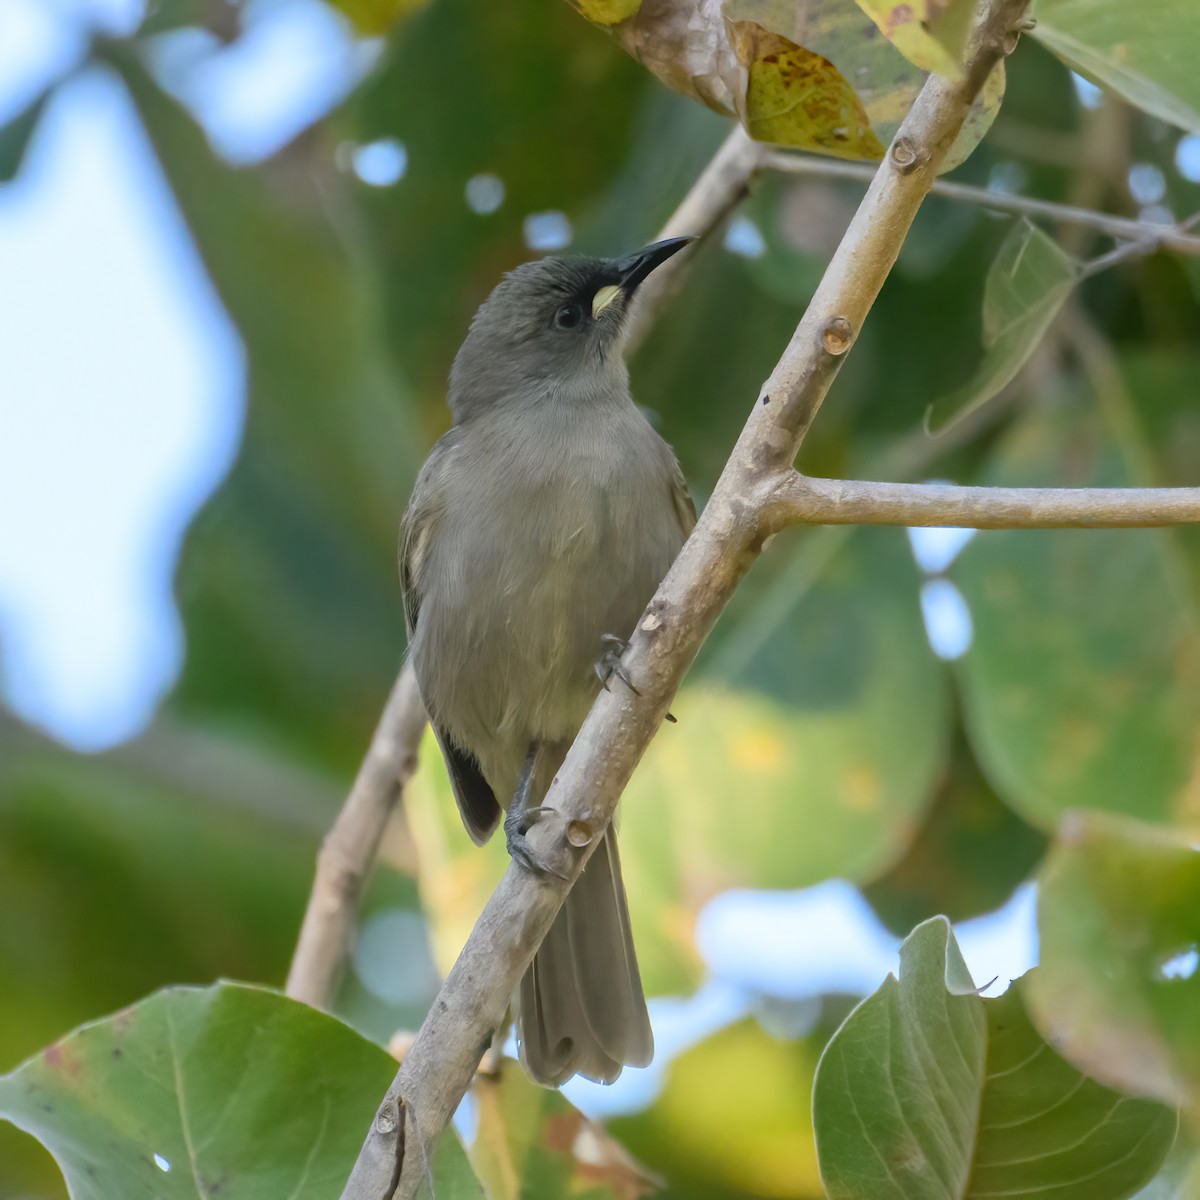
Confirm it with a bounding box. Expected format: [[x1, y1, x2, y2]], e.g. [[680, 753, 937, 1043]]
[[517, 823, 653, 1085]]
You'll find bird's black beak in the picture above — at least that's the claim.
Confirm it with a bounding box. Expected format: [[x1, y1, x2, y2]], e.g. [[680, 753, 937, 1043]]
[[614, 236, 695, 295]]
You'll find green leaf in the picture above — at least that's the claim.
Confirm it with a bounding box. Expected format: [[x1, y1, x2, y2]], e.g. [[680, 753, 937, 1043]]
[[472, 1063, 660, 1198], [813, 918, 1177, 1199], [0, 709, 432, 1196], [1032, 0, 1200, 133], [864, 716, 1046, 937], [0, 87, 51, 184], [952, 400, 1200, 831], [0, 982, 482, 1199], [926, 218, 1079, 433], [0, 710, 346, 1072], [854, 0, 975, 79], [1027, 812, 1200, 1111]]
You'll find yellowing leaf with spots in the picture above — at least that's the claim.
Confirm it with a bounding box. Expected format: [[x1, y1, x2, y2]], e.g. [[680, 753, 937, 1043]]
[[730, 21, 886, 159], [581, 0, 1002, 169], [854, 0, 975, 80]]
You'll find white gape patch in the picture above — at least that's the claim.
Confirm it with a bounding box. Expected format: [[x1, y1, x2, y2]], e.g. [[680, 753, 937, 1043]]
[[591, 284, 622, 317]]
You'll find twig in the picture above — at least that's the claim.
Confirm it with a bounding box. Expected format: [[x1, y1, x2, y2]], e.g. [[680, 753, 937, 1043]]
[[285, 664, 426, 1008], [336, 2, 1036, 1196], [765, 150, 1200, 258], [760, 474, 1200, 532]]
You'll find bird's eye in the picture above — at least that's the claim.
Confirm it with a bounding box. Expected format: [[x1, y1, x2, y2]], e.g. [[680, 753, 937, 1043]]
[[554, 303, 584, 330]]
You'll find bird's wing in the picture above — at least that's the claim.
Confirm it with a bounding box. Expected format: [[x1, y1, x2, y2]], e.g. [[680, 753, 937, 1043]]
[[399, 430, 502, 844], [668, 453, 697, 540], [429, 726, 501, 845], [398, 427, 462, 636]]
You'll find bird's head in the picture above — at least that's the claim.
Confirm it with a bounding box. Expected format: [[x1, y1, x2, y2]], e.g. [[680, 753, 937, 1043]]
[[448, 237, 692, 421]]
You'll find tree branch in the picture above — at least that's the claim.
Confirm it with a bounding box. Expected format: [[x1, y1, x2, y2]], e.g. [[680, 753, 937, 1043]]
[[337, 1, 1034, 1196], [761, 474, 1200, 532], [765, 149, 1200, 258], [285, 663, 425, 1008]]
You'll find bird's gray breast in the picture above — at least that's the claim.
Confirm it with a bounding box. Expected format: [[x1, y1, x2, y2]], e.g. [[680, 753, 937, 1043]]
[[412, 403, 681, 783]]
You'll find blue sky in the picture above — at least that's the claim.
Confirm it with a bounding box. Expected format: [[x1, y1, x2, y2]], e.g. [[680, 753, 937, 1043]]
[[0, 0, 1045, 1116], [0, 0, 372, 747]]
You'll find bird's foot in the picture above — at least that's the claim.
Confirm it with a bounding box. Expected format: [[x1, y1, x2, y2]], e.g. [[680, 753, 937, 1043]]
[[595, 633, 640, 696], [504, 804, 568, 881], [594, 634, 678, 723]]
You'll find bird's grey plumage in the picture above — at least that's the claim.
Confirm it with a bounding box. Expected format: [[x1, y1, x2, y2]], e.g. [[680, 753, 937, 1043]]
[[401, 243, 695, 1086]]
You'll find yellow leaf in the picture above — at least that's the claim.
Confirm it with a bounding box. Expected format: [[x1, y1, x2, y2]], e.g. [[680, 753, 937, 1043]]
[[854, 0, 975, 79], [729, 20, 886, 160]]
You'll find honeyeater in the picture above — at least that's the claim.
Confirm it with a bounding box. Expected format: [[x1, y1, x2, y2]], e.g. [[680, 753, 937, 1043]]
[[400, 238, 695, 1085]]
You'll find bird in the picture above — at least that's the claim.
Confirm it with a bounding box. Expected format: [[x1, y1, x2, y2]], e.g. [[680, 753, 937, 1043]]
[[399, 237, 696, 1086]]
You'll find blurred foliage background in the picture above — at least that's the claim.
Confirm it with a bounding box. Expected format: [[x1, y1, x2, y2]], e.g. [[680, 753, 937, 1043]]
[[2, 0, 1200, 1195]]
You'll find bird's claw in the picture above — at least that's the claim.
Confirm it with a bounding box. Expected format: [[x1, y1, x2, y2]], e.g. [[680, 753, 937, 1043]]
[[595, 633, 678, 721], [504, 805, 568, 881], [595, 634, 641, 696]]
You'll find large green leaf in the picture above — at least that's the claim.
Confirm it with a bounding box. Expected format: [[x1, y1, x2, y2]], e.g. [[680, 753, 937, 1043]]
[[0, 712, 335, 1069], [0, 982, 482, 1199], [952, 400, 1200, 831], [670, 525, 947, 876], [813, 918, 1177, 1199], [1114, 352, 1200, 605], [1028, 812, 1200, 1111], [1033, 0, 1200, 132], [864, 715, 1046, 936], [0, 709, 402, 1198], [926, 219, 1079, 433]]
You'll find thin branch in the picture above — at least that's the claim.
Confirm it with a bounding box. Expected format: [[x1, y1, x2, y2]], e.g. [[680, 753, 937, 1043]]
[[761, 474, 1200, 532], [625, 126, 766, 354], [765, 150, 1200, 258], [337, 1, 1032, 1196], [285, 664, 425, 1009]]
